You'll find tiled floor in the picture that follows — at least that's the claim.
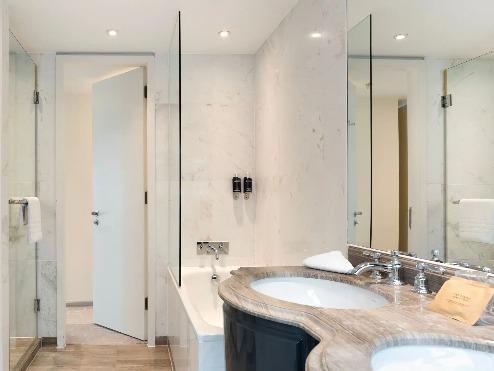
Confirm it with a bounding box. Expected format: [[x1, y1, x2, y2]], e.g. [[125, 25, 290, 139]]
[[26, 307, 173, 370]]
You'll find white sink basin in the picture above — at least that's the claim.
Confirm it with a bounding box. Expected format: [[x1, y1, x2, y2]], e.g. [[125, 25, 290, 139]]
[[250, 276, 389, 309], [372, 345, 494, 371]]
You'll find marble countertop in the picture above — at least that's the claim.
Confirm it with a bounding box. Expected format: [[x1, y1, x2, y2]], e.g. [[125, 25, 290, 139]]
[[218, 266, 494, 370]]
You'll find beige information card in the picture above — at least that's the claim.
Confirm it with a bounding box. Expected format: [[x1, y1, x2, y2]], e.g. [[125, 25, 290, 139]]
[[429, 276, 494, 325]]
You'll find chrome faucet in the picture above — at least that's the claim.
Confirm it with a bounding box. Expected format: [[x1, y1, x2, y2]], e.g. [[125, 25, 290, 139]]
[[208, 244, 220, 260], [351, 250, 406, 286]]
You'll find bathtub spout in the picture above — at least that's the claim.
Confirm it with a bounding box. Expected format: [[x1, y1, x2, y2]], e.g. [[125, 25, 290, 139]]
[[208, 244, 220, 260]]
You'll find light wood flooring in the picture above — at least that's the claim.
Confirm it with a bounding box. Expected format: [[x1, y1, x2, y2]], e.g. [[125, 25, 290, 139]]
[[26, 307, 173, 370], [27, 344, 172, 370]]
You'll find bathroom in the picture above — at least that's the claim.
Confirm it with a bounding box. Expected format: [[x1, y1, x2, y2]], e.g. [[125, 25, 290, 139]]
[[2, 0, 494, 370]]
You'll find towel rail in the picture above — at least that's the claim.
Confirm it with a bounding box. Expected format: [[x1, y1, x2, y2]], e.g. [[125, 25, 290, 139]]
[[9, 199, 28, 205]]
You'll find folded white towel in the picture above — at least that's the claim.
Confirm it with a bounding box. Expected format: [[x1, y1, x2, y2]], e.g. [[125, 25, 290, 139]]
[[459, 199, 494, 245], [25, 197, 42, 245], [303, 251, 354, 274]]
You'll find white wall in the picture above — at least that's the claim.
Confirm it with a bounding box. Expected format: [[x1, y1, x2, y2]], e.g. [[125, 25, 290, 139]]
[[64, 94, 92, 303], [255, 0, 347, 265], [372, 97, 400, 249]]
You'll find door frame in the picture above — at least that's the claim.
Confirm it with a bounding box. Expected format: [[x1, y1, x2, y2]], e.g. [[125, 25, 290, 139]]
[[55, 54, 156, 348]]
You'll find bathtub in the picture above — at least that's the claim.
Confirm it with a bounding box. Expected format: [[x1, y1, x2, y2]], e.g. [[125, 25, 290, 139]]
[[167, 266, 239, 371]]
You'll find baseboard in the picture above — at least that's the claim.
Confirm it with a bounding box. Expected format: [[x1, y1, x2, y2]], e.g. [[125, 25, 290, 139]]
[[41, 337, 57, 346], [12, 338, 41, 371], [66, 301, 93, 307], [155, 336, 168, 346]]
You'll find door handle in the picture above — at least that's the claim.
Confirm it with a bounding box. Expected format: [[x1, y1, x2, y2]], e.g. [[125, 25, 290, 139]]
[[354, 211, 362, 217], [93, 220, 99, 225], [92, 211, 99, 216]]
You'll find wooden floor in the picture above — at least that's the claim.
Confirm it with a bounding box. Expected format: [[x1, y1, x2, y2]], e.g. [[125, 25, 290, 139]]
[[26, 306, 173, 370], [27, 344, 173, 370]]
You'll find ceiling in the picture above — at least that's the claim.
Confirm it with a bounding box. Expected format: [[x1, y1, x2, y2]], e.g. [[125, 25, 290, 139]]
[[348, 0, 494, 58], [8, 0, 298, 54]]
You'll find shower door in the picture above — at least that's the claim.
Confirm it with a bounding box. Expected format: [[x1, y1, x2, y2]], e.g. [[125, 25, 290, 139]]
[[8, 31, 38, 369], [445, 51, 494, 270]]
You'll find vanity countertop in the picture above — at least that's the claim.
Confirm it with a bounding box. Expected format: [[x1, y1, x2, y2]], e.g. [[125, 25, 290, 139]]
[[218, 266, 494, 370]]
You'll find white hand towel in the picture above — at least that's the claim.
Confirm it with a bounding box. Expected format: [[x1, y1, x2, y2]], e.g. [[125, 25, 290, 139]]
[[459, 199, 494, 244], [25, 197, 42, 245], [303, 251, 354, 274]]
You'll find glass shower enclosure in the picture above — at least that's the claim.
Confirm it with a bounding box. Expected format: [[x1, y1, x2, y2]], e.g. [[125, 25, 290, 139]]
[[444, 51, 494, 271], [168, 12, 182, 286], [8, 31, 39, 369]]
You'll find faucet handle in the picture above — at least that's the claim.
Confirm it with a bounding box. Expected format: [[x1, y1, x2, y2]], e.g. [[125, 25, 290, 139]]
[[424, 263, 445, 275], [412, 263, 432, 294], [390, 250, 400, 257]]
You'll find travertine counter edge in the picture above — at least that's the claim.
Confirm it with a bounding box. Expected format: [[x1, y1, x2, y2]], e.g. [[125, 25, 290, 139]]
[[218, 266, 494, 371]]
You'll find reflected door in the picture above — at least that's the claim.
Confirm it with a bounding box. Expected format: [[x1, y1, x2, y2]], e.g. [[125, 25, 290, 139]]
[[347, 15, 372, 246], [92, 68, 147, 340]]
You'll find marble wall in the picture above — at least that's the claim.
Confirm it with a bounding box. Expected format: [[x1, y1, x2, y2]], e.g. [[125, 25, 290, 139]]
[[155, 53, 169, 336], [443, 58, 494, 268], [180, 54, 256, 267], [32, 52, 57, 338], [254, 0, 347, 265]]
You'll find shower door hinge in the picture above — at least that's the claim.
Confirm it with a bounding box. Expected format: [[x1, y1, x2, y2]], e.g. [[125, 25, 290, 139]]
[[145, 297, 148, 311], [441, 94, 452, 108], [144, 86, 147, 99], [409, 207, 412, 230], [34, 299, 40, 312], [33, 91, 40, 105]]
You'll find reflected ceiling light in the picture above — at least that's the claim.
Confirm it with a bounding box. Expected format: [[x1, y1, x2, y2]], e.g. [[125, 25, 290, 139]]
[[218, 30, 230, 38], [107, 29, 119, 37], [394, 34, 407, 40], [311, 32, 322, 38]]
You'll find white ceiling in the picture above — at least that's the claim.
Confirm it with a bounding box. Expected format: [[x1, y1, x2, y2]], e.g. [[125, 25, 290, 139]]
[[348, 0, 494, 58], [8, 0, 298, 54]]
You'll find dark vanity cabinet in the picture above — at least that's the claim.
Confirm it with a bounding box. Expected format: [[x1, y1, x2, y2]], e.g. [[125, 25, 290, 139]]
[[224, 303, 319, 371]]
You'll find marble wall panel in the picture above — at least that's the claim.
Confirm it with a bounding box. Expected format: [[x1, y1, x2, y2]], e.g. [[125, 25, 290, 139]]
[[254, 0, 347, 266], [180, 55, 256, 267]]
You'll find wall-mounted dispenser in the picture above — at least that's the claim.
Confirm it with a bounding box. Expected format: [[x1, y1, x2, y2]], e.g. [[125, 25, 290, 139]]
[[244, 174, 252, 200], [232, 174, 241, 199]]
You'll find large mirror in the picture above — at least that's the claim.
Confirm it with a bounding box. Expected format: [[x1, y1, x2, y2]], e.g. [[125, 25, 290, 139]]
[[347, 0, 494, 270]]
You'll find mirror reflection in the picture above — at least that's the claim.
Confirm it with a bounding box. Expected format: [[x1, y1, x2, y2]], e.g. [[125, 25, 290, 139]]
[[347, 0, 494, 271]]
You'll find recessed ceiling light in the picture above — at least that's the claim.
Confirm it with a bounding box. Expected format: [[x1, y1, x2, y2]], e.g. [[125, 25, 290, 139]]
[[107, 29, 119, 37], [394, 34, 407, 40], [311, 32, 322, 38], [218, 30, 230, 38]]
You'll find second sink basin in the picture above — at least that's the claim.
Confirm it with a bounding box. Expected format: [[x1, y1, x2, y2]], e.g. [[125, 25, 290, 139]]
[[250, 276, 389, 309], [372, 344, 494, 370]]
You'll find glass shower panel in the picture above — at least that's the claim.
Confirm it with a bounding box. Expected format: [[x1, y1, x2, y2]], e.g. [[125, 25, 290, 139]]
[[445, 51, 494, 270], [8, 31, 38, 369], [168, 12, 181, 286], [347, 15, 372, 247]]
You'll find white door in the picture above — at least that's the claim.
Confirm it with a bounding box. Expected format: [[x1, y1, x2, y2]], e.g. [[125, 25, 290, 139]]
[[92, 68, 147, 340]]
